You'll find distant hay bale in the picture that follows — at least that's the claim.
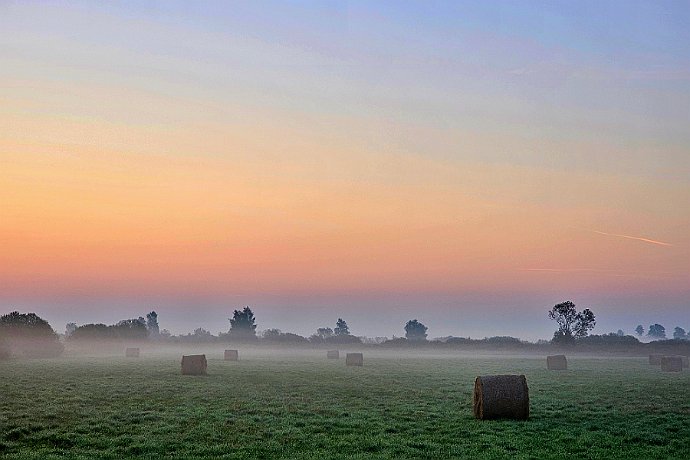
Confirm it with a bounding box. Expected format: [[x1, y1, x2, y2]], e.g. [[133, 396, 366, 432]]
[[224, 349, 239, 361], [327, 350, 339, 359], [0, 340, 10, 360], [473, 375, 529, 420], [547, 355, 567, 370], [649, 354, 664, 365], [181, 354, 207, 375], [660, 356, 683, 372], [125, 347, 140, 358], [671, 355, 689, 368], [345, 352, 363, 366]]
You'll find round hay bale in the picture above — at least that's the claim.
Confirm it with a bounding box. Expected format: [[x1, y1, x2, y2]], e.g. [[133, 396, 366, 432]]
[[125, 347, 140, 358], [546, 355, 567, 370], [660, 356, 683, 373], [345, 352, 363, 366], [224, 349, 239, 361], [649, 354, 663, 365], [326, 350, 339, 359], [181, 354, 207, 375], [473, 375, 529, 420]]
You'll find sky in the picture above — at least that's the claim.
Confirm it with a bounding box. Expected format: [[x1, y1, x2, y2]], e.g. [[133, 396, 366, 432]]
[[1, 0, 689, 340]]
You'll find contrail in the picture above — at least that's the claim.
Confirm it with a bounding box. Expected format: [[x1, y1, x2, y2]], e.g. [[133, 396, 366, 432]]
[[592, 230, 672, 247]]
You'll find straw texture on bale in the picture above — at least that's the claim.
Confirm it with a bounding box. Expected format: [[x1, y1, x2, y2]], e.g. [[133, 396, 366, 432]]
[[473, 375, 529, 420], [125, 347, 140, 358], [345, 353, 363, 366], [660, 356, 683, 372], [181, 354, 207, 375], [224, 349, 239, 361], [546, 355, 567, 370], [649, 354, 663, 365], [327, 350, 339, 359]]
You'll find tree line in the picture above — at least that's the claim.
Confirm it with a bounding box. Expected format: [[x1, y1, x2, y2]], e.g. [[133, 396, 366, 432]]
[[2, 301, 687, 359]]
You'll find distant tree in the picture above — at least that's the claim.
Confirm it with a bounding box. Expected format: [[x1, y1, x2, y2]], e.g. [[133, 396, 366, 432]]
[[193, 328, 212, 338], [404, 319, 428, 341], [673, 327, 686, 340], [262, 328, 282, 340], [0, 311, 63, 357], [548, 301, 596, 345], [616, 329, 624, 337], [0, 312, 54, 337], [261, 329, 308, 344], [317, 327, 334, 339], [647, 324, 666, 340], [334, 318, 350, 336], [635, 325, 644, 337], [112, 319, 148, 340], [65, 322, 77, 337], [70, 323, 114, 340], [228, 306, 257, 340], [146, 311, 160, 338], [159, 328, 171, 339]]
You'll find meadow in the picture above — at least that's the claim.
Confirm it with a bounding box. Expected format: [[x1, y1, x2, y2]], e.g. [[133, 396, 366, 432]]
[[1, 348, 689, 459]]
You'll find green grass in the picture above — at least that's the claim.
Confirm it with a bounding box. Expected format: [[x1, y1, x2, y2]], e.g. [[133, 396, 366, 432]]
[[1, 349, 689, 459]]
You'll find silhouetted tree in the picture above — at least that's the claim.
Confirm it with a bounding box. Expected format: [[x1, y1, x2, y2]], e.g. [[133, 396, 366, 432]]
[[647, 324, 666, 340], [70, 323, 114, 340], [146, 311, 160, 338], [228, 306, 257, 340], [404, 319, 428, 341], [334, 318, 349, 336], [0, 311, 63, 357], [548, 301, 596, 345], [635, 325, 644, 337], [262, 328, 282, 340], [113, 318, 148, 340], [65, 322, 77, 337], [317, 327, 334, 339], [673, 327, 686, 340], [616, 329, 624, 337], [261, 329, 308, 344]]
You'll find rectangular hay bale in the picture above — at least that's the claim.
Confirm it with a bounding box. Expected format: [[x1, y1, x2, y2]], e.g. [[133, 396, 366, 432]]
[[649, 354, 663, 365], [224, 349, 239, 361], [345, 352, 363, 366], [181, 354, 207, 375], [546, 355, 567, 370], [661, 356, 683, 372], [672, 355, 689, 368], [327, 350, 339, 359], [125, 347, 140, 358]]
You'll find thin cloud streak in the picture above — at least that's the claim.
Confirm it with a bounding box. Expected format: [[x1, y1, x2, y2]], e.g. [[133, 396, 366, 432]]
[[520, 268, 673, 279], [592, 230, 673, 247]]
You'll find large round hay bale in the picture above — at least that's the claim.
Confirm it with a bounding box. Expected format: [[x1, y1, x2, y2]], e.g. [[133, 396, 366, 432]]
[[473, 375, 529, 420], [345, 352, 363, 366], [224, 349, 239, 361], [181, 354, 207, 375], [327, 350, 339, 359], [649, 354, 663, 365], [660, 356, 683, 372], [546, 355, 567, 370], [125, 347, 140, 358]]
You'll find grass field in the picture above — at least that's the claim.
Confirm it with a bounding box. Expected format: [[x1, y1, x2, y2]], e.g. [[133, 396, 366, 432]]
[[1, 348, 689, 459]]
